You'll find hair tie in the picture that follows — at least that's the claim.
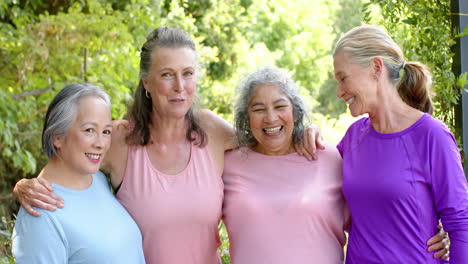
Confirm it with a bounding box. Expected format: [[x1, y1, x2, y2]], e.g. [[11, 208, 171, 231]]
[[401, 61, 407, 69]]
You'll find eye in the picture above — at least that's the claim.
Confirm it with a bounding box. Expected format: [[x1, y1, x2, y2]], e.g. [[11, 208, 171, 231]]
[[103, 129, 112, 135], [161, 72, 172, 77], [252, 108, 264, 112], [275, 105, 288, 109], [184, 71, 194, 77], [85, 128, 94, 133]]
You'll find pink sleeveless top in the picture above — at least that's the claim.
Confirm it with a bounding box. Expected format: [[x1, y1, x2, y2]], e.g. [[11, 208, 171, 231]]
[[116, 143, 223, 264]]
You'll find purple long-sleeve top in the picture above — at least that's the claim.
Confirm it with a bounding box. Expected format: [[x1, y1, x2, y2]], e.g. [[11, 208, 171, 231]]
[[338, 113, 468, 263]]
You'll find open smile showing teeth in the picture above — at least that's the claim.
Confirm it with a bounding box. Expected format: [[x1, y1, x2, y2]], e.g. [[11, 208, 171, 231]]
[[346, 97, 355, 105], [85, 153, 101, 160], [263, 126, 282, 134]]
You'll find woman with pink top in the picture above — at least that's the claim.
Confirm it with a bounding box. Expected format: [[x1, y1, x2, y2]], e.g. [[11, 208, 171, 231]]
[[223, 66, 450, 263], [223, 66, 347, 263]]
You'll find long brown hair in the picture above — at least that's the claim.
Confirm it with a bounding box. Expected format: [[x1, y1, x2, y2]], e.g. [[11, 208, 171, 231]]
[[126, 26, 207, 146]]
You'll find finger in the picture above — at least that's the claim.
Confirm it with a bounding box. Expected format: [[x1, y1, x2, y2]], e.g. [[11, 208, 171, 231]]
[[316, 134, 326, 150], [298, 143, 313, 161], [427, 241, 444, 252], [295, 144, 302, 156], [432, 245, 448, 259], [28, 180, 64, 205], [304, 128, 317, 160], [427, 231, 444, 245], [37, 177, 54, 193], [302, 147, 313, 161], [35, 192, 64, 208], [30, 199, 58, 212], [442, 251, 449, 260], [22, 203, 41, 217]]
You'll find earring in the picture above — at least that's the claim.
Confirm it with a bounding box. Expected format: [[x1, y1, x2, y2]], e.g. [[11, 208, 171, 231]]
[[145, 90, 151, 98]]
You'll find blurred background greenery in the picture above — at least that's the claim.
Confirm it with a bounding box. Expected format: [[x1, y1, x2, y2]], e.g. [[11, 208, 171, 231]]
[[0, 0, 465, 262]]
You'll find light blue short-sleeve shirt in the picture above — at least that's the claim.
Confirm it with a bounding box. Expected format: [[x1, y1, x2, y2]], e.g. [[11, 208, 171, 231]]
[[12, 171, 145, 264]]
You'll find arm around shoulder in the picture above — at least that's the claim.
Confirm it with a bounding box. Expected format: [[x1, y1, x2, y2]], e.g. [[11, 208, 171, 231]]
[[197, 109, 236, 151], [101, 120, 130, 189]]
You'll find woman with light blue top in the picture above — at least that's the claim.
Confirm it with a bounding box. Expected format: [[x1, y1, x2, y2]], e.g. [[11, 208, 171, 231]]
[[12, 83, 145, 264]]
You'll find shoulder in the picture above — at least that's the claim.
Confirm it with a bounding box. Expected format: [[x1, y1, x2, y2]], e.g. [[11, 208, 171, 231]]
[[413, 114, 456, 144], [419, 115, 459, 153], [197, 109, 236, 150], [319, 142, 342, 160], [197, 109, 230, 135], [92, 171, 110, 188], [14, 207, 61, 234], [347, 117, 370, 134], [337, 117, 369, 154]]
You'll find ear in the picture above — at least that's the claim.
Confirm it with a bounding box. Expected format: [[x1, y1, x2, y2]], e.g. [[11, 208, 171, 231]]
[[53, 134, 63, 151], [371, 57, 384, 79], [142, 78, 149, 90]]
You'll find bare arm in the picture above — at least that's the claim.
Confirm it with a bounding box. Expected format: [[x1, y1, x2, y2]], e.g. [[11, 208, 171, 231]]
[[102, 120, 130, 189], [198, 109, 236, 151]]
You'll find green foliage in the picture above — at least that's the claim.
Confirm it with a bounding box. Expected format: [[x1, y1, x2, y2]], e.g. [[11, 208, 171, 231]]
[[218, 222, 231, 264], [364, 0, 466, 143], [316, 0, 365, 118], [0, 216, 14, 263], [0, 0, 463, 262]]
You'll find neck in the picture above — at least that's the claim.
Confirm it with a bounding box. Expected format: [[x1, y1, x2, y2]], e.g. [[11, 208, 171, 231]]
[[251, 143, 296, 156], [369, 83, 423, 133], [39, 159, 92, 190], [150, 112, 190, 144]]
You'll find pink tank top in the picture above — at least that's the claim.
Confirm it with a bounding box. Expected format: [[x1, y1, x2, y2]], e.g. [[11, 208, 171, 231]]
[[116, 143, 223, 264]]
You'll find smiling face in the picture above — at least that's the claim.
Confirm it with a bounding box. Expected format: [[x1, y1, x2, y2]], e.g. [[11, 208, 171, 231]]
[[143, 47, 197, 119], [333, 51, 379, 117], [248, 83, 295, 156], [53, 96, 112, 176]]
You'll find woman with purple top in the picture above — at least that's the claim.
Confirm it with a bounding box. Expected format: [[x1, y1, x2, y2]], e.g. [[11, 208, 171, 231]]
[[333, 24, 468, 263]]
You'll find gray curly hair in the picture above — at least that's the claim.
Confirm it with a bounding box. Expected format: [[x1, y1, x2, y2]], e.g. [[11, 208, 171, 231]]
[[234, 66, 308, 148]]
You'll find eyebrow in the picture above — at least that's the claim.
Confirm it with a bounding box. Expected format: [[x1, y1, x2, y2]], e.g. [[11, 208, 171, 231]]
[[81, 122, 113, 128], [335, 71, 344, 78], [157, 66, 195, 72], [250, 98, 289, 108]]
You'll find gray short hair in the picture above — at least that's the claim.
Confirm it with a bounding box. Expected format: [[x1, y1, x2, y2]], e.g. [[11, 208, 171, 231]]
[[42, 83, 111, 159], [234, 66, 308, 148]]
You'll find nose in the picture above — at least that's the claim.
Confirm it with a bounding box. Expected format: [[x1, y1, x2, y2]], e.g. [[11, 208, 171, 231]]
[[336, 86, 345, 98], [93, 133, 105, 149], [264, 109, 278, 123], [174, 75, 184, 93]]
